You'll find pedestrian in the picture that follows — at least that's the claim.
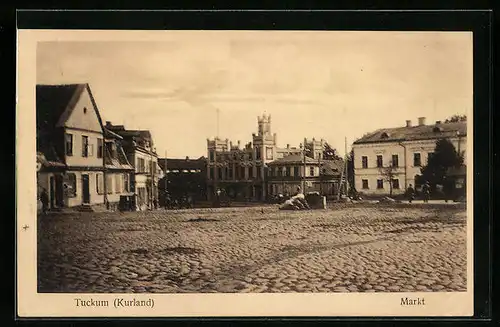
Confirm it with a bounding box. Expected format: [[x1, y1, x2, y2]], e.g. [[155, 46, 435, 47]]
[[406, 184, 415, 203], [40, 188, 49, 214], [422, 181, 431, 203]]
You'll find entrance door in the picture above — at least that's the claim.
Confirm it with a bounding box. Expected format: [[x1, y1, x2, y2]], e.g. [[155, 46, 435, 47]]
[[82, 174, 90, 204], [55, 174, 64, 207], [49, 176, 55, 208]]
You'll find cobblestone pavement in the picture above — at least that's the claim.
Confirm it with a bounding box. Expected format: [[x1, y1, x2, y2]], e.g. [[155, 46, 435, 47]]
[[37, 204, 467, 293]]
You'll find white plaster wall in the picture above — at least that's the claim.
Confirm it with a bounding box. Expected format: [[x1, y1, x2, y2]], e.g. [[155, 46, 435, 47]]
[[65, 129, 104, 167], [353, 136, 467, 195]]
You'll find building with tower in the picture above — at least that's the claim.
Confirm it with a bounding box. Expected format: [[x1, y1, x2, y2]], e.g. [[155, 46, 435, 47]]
[[205, 114, 343, 202]]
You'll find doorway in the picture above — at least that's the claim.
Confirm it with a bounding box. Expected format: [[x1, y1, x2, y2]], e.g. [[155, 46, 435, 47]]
[[82, 174, 90, 204]]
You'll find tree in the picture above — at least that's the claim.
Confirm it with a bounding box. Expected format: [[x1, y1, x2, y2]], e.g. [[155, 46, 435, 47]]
[[444, 115, 467, 123], [323, 142, 343, 160], [379, 161, 398, 197], [420, 138, 464, 192]]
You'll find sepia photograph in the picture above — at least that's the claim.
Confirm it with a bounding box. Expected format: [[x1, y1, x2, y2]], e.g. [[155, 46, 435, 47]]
[[17, 29, 474, 317]]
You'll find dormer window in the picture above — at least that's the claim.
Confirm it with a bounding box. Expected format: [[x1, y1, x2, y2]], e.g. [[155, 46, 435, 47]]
[[433, 126, 443, 133], [380, 132, 390, 139]]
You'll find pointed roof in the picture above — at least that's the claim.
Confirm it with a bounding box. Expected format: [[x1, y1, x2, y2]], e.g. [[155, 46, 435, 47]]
[[36, 83, 105, 132]]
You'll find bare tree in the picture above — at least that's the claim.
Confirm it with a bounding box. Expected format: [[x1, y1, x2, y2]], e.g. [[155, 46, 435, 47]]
[[379, 161, 398, 197]]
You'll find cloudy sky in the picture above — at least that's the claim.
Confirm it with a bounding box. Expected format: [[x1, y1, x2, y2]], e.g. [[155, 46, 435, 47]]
[[36, 31, 472, 158]]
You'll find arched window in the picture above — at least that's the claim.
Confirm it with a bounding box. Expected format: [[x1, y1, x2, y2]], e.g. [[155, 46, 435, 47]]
[[380, 132, 390, 139]]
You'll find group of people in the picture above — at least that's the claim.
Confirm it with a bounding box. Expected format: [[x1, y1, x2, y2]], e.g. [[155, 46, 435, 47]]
[[405, 181, 431, 203]]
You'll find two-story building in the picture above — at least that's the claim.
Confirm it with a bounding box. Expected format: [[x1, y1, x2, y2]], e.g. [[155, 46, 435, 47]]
[[352, 117, 467, 196], [266, 153, 344, 198], [105, 122, 161, 210], [36, 83, 106, 210]]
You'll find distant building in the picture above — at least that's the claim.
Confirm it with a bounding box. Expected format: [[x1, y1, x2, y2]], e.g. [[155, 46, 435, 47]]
[[36, 83, 106, 211], [105, 122, 161, 210], [267, 154, 344, 198], [352, 117, 467, 195], [206, 114, 336, 201], [157, 156, 207, 205]]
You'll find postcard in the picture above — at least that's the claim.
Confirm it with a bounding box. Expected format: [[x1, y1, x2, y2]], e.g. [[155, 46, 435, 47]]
[[17, 29, 473, 317]]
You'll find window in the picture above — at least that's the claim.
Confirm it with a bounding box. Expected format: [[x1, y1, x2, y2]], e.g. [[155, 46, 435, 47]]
[[82, 135, 89, 157], [228, 168, 233, 179], [240, 167, 245, 179], [362, 156, 368, 169], [392, 154, 399, 167], [285, 167, 291, 177], [124, 173, 129, 192], [294, 166, 299, 176], [392, 179, 400, 189], [248, 152, 253, 160], [413, 153, 421, 167], [97, 138, 103, 158], [309, 166, 315, 176], [376, 155, 383, 168], [115, 174, 122, 193], [96, 174, 104, 194], [209, 150, 215, 162], [266, 147, 273, 160], [255, 147, 261, 160], [377, 179, 384, 189], [106, 174, 113, 194], [65, 173, 77, 197], [83, 107, 87, 114], [362, 179, 369, 189], [65, 134, 73, 156], [137, 158, 146, 173], [218, 168, 223, 179], [210, 167, 215, 180], [277, 167, 282, 177], [248, 167, 253, 178]]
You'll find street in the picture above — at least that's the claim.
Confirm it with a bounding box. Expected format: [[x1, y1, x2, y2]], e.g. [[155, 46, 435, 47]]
[[38, 204, 467, 293]]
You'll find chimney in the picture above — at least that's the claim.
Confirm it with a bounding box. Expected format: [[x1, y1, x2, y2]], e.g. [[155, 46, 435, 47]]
[[237, 140, 241, 147], [287, 144, 290, 149], [436, 120, 441, 125], [406, 120, 412, 127], [418, 117, 426, 126], [230, 141, 233, 148], [186, 156, 189, 161]]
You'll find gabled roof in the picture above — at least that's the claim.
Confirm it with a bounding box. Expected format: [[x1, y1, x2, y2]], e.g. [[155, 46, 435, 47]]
[[37, 84, 81, 134], [267, 154, 319, 166], [36, 83, 105, 132], [353, 121, 466, 145]]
